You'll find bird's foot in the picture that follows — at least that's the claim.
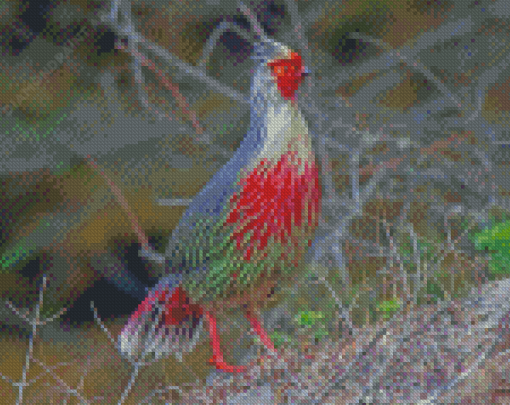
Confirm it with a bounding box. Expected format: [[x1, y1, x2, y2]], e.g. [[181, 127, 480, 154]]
[[205, 310, 247, 373], [245, 310, 276, 353], [208, 355, 247, 373]]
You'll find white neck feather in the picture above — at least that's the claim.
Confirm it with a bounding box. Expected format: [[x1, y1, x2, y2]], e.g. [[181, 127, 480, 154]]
[[245, 64, 312, 174]]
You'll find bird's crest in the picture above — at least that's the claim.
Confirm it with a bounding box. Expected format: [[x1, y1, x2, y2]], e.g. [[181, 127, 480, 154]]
[[251, 39, 288, 61]]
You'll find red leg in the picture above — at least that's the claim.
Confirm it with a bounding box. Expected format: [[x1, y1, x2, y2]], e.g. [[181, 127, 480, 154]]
[[204, 310, 246, 373], [245, 310, 276, 353]]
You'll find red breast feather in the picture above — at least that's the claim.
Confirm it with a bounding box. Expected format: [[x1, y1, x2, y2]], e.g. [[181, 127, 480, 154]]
[[225, 151, 321, 263]]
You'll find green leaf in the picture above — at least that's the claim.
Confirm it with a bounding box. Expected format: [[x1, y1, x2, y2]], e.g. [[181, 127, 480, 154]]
[[376, 299, 402, 319], [295, 310, 325, 328], [470, 219, 510, 276], [486, 252, 510, 275], [269, 331, 293, 348], [0, 243, 36, 271], [425, 280, 443, 303], [472, 220, 510, 248], [314, 328, 329, 342]]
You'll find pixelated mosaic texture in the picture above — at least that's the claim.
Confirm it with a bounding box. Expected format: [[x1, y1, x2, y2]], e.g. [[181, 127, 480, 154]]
[[1, 0, 510, 402]]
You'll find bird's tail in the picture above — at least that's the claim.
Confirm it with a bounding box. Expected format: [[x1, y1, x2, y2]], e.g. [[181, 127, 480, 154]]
[[117, 275, 203, 363]]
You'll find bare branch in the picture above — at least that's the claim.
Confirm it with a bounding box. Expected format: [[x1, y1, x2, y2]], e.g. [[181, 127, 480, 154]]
[[18, 275, 47, 404], [86, 157, 149, 252], [90, 301, 116, 347], [198, 20, 253, 68], [238, 2, 269, 42], [156, 198, 193, 207], [118, 362, 141, 405], [350, 33, 464, 111], [138, 383, 184, 404], [30, 356, 91, 404], [5, 301, 30, 321]]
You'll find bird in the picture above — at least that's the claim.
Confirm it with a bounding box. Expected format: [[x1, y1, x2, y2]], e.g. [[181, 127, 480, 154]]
[[118, 38, 322, 373]]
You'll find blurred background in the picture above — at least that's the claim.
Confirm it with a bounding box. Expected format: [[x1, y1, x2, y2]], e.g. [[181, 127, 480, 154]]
[[1, 0, 510, 403]]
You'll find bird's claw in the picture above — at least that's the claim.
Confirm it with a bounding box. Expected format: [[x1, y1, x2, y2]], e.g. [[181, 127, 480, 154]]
[[208, 356, 246, 373]]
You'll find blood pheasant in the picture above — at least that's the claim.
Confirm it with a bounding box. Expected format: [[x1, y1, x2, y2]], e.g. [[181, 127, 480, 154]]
[[118, 39, 321, 372]]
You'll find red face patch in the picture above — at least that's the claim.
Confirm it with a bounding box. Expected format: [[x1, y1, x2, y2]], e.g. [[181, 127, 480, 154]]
[[267, 52, 307, 100]]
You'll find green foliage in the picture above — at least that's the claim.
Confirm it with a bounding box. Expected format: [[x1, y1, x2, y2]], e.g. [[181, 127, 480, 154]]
[[0, 218, 53, 272], [376, 299, 402, 320], [417, 238, 441, 264], [294, 310, 329, 341], [0, 243, 35, 272], [295, 310, 325, 328], [397, 233, 413, 258], [470, 218, 510, 276], [312, 328, 329, 342], [423, 280, 443, 304], [269, 331, 293, 348]]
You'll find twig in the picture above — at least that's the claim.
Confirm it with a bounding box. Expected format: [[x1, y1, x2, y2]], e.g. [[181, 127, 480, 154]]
[[197, 20, 252, 68], [238, 2, 269, 42], [349, 33, 464, 112], [118, 362, 140, 404], [5, 301, 30, 321], [29, 356, 90, 404], [37, 306, 69, 327], [417, 316, 510, 404], [90, 301, 116, 347], [26, 362, 72, 386], [382, 213, 412, 303], [86, 156, 149, 252], [312, 274, 355, 333], [106, 0, 214, 138], [128, 48, 205, 136], [406, 217, 422, 304], [142, 39, 248, 105], [0, 371, 16, 386], [138, 383, 185, 404], [156, 198, 192, 207], [17, 275, 46, 404]]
